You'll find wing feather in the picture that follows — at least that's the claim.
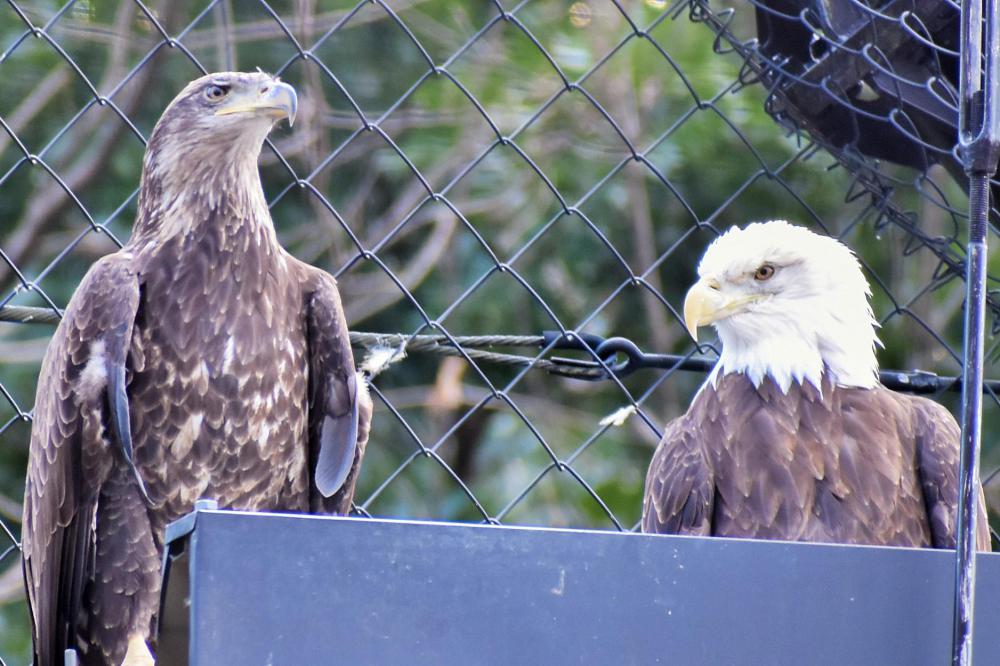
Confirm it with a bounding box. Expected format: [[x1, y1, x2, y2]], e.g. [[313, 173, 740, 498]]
[[911, 397, 991, 551], [302, 270, 372, 513], [22, 253, 140, 665], [641, 412, 714, 536]]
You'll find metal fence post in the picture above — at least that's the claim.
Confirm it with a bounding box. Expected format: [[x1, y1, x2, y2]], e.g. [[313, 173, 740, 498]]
[[954, 0, 1000, 663]]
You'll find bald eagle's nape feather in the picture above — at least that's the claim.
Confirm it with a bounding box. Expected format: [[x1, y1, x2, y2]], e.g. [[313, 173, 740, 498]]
[[642, 220, 991, 551]]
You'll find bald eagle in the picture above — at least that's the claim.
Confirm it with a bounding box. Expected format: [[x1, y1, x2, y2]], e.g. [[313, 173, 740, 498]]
[[22, 72, 373, 666], [642, 221, 991, 549]]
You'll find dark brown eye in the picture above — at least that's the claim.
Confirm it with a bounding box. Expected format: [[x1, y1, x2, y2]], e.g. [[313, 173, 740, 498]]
[[754, 264, 775, 281], [205, 84, 229, 101]]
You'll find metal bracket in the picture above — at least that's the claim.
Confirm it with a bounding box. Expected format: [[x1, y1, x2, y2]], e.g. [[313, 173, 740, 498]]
[[164, 498, 219, 544]]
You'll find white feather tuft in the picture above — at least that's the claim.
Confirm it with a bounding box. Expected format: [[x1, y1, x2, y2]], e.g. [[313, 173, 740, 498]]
[[360, 344, 407, 378], [356, 370, 371, 398], [599, 404, 636, 428], [77, 340, 108, 401]]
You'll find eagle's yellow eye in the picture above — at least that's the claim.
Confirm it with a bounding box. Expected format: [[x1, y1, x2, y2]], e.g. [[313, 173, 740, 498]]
[[754, 264, 775, 281], [205, 84, 229, 101]]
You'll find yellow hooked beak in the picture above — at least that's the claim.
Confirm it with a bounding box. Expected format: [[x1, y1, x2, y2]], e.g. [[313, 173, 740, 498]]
[[683, 277, 758, 342], [214, 80, 298, 126]]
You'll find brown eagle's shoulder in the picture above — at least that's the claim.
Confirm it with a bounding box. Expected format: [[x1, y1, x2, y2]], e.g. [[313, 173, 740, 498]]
[[904, 391, 960, 432], [282, 252, 338, 294], [849, 384, 958, 442], [63, 251, 139, 325]]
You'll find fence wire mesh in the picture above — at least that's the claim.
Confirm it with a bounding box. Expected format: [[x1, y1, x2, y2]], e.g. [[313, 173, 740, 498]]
[[1, 0, 998, 661]]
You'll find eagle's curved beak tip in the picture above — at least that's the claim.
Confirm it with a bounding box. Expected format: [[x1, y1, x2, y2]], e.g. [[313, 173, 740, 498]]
[[268, 81, 297, 128], [683, 278, 721, 343]]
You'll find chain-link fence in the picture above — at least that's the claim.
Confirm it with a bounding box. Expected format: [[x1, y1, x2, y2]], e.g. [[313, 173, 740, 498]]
[[1, 0, 998, 662]]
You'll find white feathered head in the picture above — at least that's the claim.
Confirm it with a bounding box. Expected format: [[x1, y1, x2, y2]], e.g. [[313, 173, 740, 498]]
[[684, 220, 880, 392]]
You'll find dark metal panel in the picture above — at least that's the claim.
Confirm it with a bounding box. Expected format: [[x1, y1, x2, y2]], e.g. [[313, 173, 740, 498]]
[[160, 509, 1000, 665], [157, 528, 192, 666]]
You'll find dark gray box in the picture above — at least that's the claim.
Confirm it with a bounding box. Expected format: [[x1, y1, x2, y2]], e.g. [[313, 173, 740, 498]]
[[159, 508, 1000, 665]]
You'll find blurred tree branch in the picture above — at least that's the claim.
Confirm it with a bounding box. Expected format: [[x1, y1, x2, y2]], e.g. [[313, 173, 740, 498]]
[[51, 0, 433, 51], [0, 1, 184, 294], [0, 66, 72, 161]]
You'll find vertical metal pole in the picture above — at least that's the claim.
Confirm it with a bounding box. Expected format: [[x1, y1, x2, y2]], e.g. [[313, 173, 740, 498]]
[[954, 0, 1000, 663], [954, 180, 989, 666]]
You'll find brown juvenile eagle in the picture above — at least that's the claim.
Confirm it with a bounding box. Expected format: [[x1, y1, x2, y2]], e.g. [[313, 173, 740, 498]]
[[22, 72, 373, 666], [642, 220, 990, 549]]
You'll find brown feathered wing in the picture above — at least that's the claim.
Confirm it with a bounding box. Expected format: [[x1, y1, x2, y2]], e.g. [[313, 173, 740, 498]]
[[302, 267, 373, 514], [22, 253, 146, 665], [911, 397, 991, 550]]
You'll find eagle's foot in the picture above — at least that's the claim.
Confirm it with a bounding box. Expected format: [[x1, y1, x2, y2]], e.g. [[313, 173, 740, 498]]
[[120, 635, 155, 666]]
